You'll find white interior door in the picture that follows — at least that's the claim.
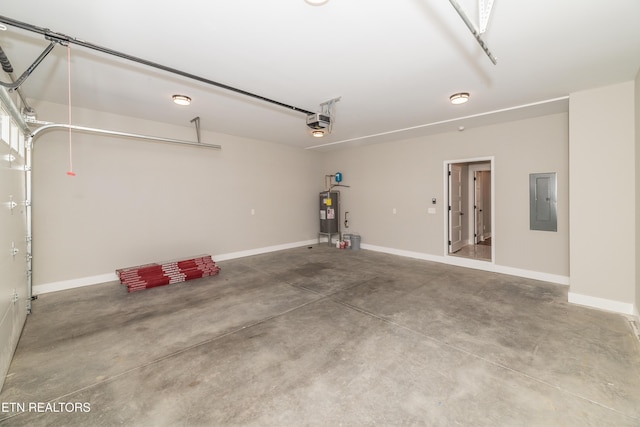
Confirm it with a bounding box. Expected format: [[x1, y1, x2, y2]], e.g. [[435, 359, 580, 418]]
[[474, 171, 484, 244], [448, 164, 464, 253]]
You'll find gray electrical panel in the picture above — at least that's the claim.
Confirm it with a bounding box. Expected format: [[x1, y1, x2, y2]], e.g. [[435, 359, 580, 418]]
[[319, 191, 340, 244], [529, 173, 557, 232]]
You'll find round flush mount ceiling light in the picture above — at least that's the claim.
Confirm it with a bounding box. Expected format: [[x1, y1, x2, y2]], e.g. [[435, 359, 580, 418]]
[[305, 0, 329, 5], [449, 92, 470, 105], [311, 130, 325, 138], [172, 95, 191, 106]]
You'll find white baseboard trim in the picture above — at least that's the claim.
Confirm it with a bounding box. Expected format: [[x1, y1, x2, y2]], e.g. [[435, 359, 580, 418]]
[[213, 239, 318, 262], [31, 241, 637, 321], [492, 264, 570, 286], [33, 272, 119, 295], [361, 243, 570, 286], [567, 292, 636, 316], [33, 240, 320, 294]]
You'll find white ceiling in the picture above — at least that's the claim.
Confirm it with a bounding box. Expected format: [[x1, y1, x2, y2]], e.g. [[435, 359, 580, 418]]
[[1, 1, 639, 151]]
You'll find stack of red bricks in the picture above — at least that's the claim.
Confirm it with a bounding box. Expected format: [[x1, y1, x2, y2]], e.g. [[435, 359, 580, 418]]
[[116, 254, 221, 292]]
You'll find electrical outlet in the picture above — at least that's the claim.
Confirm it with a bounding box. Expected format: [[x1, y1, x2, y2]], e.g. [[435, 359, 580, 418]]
[[392, 208, 397, 214]]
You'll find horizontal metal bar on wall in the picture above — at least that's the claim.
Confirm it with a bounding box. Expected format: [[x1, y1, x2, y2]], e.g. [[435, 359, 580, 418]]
[[31, 123, 222, 150]]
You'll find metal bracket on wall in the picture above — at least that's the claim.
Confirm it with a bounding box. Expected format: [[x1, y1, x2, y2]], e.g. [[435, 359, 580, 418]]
[[0, 40, 58, 90], [190, 117, 201, 144]]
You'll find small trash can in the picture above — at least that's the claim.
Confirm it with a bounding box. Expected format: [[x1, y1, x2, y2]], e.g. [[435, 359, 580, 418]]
[[350, 234, 361, 251]]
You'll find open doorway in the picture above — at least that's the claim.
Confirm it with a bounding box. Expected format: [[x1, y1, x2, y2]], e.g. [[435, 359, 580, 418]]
[[445, 158, 494, 262]]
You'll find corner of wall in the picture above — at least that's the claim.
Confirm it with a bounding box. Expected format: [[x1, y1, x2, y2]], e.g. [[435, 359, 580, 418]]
[[635, 68, 640, 320]]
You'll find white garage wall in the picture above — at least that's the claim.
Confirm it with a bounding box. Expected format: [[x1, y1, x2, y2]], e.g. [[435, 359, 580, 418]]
[[19, 89, 640, 316], [31, 101, 322, 290], [569, 82, 637, 314], [321, 112, 570, 280]]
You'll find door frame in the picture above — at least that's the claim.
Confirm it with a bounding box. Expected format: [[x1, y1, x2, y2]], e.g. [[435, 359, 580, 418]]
[[448, 163, 464, 253], [469, 163, 491, 244], [474, 170, 485, 244], [443, 156, 495, 263]]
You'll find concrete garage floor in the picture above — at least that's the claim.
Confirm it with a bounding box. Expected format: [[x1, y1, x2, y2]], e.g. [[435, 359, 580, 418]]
[[1, 246, 640, 426]]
